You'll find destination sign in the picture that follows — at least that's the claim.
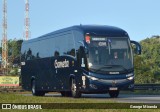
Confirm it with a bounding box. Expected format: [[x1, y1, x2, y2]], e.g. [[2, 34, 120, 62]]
[[91, 37, 106, 41], [98, 42, 107, 46]]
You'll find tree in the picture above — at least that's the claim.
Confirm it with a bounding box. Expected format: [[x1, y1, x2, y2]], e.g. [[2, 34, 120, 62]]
[[8, 39, 23, 65], [134, 36, 160, 84]]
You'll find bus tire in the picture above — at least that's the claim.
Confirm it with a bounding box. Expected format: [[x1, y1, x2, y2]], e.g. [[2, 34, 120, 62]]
[[109, 90, 119, 98], [70, 78, 81, 98], [31, 80, 45, 96]]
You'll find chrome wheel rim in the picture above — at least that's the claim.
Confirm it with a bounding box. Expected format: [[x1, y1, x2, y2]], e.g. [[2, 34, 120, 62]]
[[71, 79, 76, 93], [32, 81, 35, 94]]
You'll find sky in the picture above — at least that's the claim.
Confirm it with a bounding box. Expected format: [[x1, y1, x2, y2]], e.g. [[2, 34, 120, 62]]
[[0, 0, 160, 41]]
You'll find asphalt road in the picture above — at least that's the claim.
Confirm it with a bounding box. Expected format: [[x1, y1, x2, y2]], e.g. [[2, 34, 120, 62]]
[[23, 93, 160, 103]]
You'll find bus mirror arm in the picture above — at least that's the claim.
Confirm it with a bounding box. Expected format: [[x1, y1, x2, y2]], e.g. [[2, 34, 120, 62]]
[[78, 41, 85, 47], [130, 40, 141, 55]]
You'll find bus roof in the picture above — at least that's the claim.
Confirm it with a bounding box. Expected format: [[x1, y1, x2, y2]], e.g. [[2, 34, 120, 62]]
[[23, 25, 128, 44]]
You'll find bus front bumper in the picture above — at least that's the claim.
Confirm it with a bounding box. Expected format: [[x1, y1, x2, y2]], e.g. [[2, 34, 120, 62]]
[[80, 76, 134, 93]]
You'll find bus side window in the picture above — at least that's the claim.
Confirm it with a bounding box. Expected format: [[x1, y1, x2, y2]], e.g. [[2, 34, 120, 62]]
[[36, 52, 40, 58], [26, 48, 32, 60], [21, 51, 26, 61], [69, 49, 75, 57], [54, 51, 59, 57], [77, 46, 84, 67]]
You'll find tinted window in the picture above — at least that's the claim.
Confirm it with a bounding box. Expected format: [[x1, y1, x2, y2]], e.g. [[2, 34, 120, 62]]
[[21, 32, 76, 60]]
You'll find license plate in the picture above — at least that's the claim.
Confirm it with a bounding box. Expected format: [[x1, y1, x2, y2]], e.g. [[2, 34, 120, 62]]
[[109, 87, 118, 90]]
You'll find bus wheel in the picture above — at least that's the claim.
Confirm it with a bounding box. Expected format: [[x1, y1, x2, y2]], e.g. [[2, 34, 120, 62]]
[[31, 80, 45, 96], [71, 78, 81, 98], [109, 90, 119, 98]]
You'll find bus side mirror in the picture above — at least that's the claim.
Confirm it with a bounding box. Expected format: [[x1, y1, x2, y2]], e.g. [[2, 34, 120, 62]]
[[78, 41, 85, 47], [130, 40, 141, 55]]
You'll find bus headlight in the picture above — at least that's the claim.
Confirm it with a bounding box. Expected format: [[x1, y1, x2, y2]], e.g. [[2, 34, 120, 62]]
[[87, 76, 98, 81], [88, 63, 93, 68], [126, 73, 133, 77], [127, 76, 134, 80]]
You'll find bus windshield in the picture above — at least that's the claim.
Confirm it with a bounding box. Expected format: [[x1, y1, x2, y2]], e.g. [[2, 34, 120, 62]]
[[87, 36, 133, 73]]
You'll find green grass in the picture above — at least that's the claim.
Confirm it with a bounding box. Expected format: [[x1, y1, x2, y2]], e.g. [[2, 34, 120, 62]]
[[0, 93, 160, 112], [0, 92, 114, 103]]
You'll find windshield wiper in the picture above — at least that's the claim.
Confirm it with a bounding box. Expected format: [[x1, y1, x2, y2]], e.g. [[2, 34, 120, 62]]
[[89, 67, 109, 73], [89, 65, 133, 74], [93, 65, 129, 73], [104, 65, 129, 73], [95, 65, 114, 73]]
